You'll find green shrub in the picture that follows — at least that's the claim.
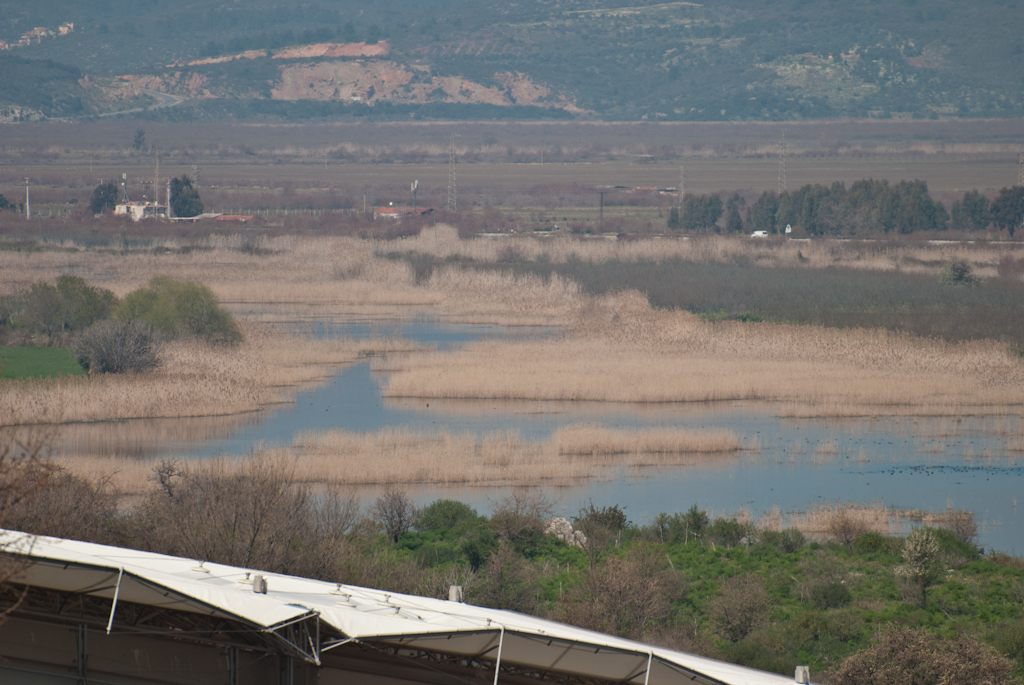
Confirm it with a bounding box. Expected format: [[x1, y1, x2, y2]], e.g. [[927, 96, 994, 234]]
[[19, 276, 117, 340], [853, 531, 900, 556], [115, 276, 241, 344], [419, 499, 478, 532], [939, 258, 980, 286], [931, 526, 981, 562], [809, 581, 852, 610], [706, 518, 748, 548], [758, 528, 806, 553]]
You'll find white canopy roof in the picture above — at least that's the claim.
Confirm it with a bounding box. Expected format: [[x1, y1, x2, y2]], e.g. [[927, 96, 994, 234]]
[[0, 530, 795, 685]]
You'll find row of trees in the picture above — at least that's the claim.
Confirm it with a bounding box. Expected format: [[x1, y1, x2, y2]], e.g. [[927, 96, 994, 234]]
[[669, 182, 1024, 237], [88, 177, 204, 218]]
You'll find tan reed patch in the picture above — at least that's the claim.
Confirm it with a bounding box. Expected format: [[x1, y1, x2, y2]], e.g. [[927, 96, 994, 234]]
[[784, 500, 908, 537], [551, 424, 743, 454], [65, 424, 748, 494], [374, 289, 1024, 415]]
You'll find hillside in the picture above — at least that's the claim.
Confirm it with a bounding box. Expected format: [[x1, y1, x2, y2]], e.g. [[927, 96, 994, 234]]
[[2, 0, 1023, 121]]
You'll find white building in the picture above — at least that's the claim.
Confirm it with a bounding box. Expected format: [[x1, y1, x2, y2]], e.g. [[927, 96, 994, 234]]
[[115, 200, 166, 221]]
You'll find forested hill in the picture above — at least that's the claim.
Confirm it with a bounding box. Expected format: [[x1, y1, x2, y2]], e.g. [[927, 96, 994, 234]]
[[2, 0, 1023, 121]]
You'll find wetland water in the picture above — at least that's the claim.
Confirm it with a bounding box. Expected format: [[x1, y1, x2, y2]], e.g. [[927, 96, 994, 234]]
[[65, 320, 1023, 552]]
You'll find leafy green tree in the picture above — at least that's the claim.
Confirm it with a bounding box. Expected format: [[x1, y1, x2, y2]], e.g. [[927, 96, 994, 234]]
[[89, 182, 118, 215], [20, 276, 117, 341], [725, 193, 745, 233], [419, 500, 478, 531], [746, 191, 778, 234], [961, 190, 989, 231], [682, 193, 723, 232], [115, 276, 241, 344], [131, 128, 146, 151], [0, 194, 9, 210], [170, 176, 203, 218], [667, 205, 682, 230], [989, 186, 1024, 237]]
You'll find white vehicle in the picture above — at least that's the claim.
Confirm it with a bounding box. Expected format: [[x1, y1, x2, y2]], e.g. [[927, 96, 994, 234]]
[[750, 230, 769, 238]]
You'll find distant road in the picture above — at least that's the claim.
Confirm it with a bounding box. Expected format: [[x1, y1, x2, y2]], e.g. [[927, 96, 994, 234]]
[[97, 89, 187, 118]]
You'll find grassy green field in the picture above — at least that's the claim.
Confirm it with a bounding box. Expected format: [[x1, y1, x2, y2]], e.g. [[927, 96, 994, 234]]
[[0, 346, 87, 379]]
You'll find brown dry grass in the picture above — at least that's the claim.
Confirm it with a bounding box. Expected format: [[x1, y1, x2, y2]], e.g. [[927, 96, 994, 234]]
[[65, 423, 747, 493], [378, 290, 1024, 415]]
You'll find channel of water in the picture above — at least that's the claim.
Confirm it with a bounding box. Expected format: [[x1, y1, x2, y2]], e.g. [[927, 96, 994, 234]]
[[63, 319, 1023, 552]]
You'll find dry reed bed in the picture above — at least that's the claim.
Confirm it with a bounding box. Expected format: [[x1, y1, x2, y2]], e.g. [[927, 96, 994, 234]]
[[379, 225, 1017, 278], [2, 230, 1018, 313], [551, 424, 743, 454], [378, 291, 1024, 414], [0, 232, 581, 325], [758, 501, 904, 537], [65, 424, 746, 493], [0, 324, 416, 426]]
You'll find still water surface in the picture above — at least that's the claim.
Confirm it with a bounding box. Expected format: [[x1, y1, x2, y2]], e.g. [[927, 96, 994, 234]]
[[67, 319, 1023, 552]]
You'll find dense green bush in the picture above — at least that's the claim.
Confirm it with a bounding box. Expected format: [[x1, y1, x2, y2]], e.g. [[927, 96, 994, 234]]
[[852, 531, 900, 555], [89, 182, 118, 215], [418, 499, 479, 531], [809, 581, 852, 610], [706, 518, 748, 548], [115, 276, 241, 344], [170, 176, 204, 218], [19, 276, 117, 341], [758, 528, 806, 553]]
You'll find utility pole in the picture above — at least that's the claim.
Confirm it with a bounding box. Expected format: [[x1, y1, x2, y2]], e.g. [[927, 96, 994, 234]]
[[447, 134, 459, 212], [154, 147, 160, 207], [166, 178, 172, 219], [412, 179, 419, 214], [121, 172, 128, 203], [599, 191, 605, 221], [777, 133, 788, 194], [25, 178, 30, 219], [1018, 148, 1024, 187]]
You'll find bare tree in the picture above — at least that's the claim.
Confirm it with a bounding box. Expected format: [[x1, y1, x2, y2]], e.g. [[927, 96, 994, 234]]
[[472, 544, 538, 613], [372, 485, 419, 543], [0, 413, 60, 627], [830, 627, 1016, 685], [559, 544, 682, 640], [707, 575, 770, 642], [573, 501, 629, 568], [937, 508, 979, 545], [73, 319, 160, 374], [131, 456, 357, 580], [489, 489, 553, 552]]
